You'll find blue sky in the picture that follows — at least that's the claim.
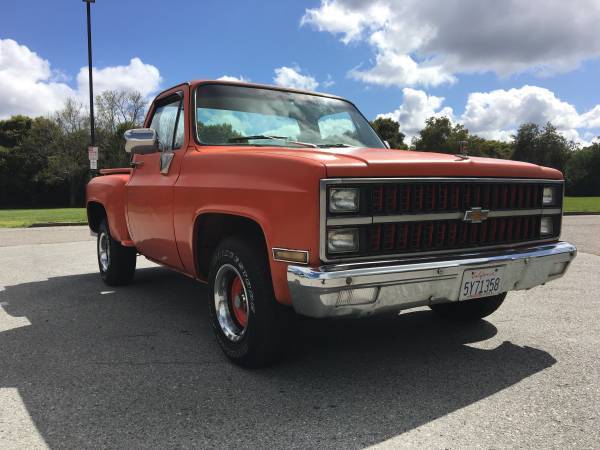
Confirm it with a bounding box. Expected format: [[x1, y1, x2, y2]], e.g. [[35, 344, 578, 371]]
[[1, 0, 599, 145]]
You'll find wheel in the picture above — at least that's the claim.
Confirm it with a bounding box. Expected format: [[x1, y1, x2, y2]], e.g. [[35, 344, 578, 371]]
[[208, 236, 294, 368], [430, 293, 506, 321], [97, 219, 136, 286]]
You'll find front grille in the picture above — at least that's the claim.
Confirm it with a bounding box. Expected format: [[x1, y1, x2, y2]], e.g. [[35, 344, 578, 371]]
[[368, 182, 542, 215], [323, 178, 563, 261]]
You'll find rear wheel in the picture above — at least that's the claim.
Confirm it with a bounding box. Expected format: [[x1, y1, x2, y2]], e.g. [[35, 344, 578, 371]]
[[208, 236, 294, 368], [429, 293, 506, 321], [97, 219, 136, 286]]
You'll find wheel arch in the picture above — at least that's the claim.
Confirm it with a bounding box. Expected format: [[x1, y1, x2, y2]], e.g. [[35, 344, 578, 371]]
[[87, 201, 106, 233], [193, 212, 269, 281]]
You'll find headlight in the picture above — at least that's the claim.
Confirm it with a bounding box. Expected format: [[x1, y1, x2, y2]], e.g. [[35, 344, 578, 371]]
[[542, 186, 559, 206], [329, 188, 359, 213], [327, 228, 359, 253], [540, 216, 554, 236]]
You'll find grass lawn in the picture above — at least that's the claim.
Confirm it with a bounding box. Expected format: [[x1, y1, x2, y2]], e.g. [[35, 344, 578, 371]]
[[564, 197, 600, 213], [0, 208, 87, 228], [0, 198, 598, 228]]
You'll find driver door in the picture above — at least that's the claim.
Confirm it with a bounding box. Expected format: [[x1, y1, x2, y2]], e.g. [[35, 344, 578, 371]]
[[126, 87, 188, 269]]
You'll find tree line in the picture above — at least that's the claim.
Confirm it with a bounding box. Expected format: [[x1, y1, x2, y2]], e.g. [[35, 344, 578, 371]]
[[1, 94, 598, 208], [0, 90, 144, 207]]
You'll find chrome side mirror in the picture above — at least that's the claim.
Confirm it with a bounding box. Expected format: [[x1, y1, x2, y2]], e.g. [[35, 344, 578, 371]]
[[124, 128, 159, 154]]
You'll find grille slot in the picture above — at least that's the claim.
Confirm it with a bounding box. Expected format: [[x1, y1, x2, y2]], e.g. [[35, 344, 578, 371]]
[[368, 181, 544, 215], [363, 216, 544, 254]]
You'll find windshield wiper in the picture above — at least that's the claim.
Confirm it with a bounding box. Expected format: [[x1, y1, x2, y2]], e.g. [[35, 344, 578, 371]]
[[228, 135, 318, 148], [317, 143, 353, 148]]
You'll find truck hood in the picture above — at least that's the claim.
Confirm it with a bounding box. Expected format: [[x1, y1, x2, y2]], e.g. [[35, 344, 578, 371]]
[[241, 146, 563, 180]]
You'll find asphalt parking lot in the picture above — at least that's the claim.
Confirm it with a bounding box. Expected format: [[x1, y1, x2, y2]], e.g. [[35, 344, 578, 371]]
[[0, 216, 598, 449]]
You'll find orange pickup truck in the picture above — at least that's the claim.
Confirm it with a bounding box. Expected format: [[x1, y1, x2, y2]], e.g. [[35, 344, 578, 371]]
[[87, 80, 576, 367]]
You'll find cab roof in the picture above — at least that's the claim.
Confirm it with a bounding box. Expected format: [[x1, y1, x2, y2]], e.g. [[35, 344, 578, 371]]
[[154, 79, 346, 102]]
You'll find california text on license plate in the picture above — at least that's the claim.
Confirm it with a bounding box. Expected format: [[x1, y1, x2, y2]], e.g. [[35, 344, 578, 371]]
[[459, 266, 505, 301]]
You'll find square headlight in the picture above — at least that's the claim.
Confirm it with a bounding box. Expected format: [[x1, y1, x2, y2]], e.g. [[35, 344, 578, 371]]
[[329, 188, 359, 213], [327, 228, 359, 253], [542, 186, 559, 206], [540, 216, 554, 236]]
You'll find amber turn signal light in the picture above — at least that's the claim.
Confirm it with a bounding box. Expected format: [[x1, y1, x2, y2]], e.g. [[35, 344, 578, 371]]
[[272, 248, 309, 264]]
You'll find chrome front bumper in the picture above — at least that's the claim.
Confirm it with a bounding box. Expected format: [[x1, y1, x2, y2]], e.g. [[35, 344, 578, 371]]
[[287, 241, 577, 318]]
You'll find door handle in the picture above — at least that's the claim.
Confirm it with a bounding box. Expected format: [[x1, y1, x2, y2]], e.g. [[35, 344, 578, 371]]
[[130, 161, 144, 169]]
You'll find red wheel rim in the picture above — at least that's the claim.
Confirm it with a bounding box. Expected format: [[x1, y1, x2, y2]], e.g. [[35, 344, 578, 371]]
[[229, 275, 248, 328]]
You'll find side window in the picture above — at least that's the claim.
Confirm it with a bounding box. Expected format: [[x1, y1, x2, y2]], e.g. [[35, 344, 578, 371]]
[[149, 95, 184, 151]]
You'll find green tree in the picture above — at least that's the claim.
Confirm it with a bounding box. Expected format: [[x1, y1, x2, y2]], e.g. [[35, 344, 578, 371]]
[[37, 99, 90, 206], [96, 90, 146, 133], [564, 142, 600, 195], [95, 89, 147, 169], [412, 116, 515, 159], [370, 117, 407, 149], [413, 117, 469, 154], [511, 122, 573, 173], [2, 117, 61, 206], [0, 115, 36, 206], [1, 90, 148, 207], [0, 115, 33, 148], [466, 136, 514, 159], [197, 122, 241, 144], [0, 116, 32, 147]]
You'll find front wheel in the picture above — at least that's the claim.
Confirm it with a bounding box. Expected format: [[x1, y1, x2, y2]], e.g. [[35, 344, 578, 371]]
[[208, 237, 294, 368], [97, 219, 136, 286], [429, 293, 506, 321]]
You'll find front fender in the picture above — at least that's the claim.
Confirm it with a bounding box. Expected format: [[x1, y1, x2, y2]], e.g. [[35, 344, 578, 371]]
[[173, 150, 327, 305]]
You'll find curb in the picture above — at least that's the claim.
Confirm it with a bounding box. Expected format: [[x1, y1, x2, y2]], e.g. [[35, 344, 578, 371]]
[[28, 222, 88, 228], [563, 212, 600, 216]]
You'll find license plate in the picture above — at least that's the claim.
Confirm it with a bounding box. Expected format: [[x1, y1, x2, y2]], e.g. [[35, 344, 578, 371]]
[[459, 266, 505, 301]]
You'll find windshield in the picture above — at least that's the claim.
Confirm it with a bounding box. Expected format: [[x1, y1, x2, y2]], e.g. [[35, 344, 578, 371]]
[[194, 84, 385, 148]]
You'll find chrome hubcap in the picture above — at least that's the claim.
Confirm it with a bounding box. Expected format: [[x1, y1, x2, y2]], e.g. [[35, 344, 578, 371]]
[[214, 264, 249, 342], [98, 232, 110, 272]]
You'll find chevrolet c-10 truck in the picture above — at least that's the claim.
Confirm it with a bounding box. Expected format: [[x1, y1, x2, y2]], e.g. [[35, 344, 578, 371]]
[[86, 80, 576, 367]]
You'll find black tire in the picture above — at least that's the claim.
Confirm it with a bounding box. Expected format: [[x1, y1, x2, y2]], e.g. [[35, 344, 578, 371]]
[[97, 219, 136, 286], [207, 236, 294, 368], [430, 293, 506, 321]]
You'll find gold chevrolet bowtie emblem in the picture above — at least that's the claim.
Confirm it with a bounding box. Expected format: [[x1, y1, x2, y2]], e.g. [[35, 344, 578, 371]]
[[463, 207, 490, 223]]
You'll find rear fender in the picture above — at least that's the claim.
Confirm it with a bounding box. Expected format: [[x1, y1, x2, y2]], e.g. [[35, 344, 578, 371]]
[[86, 174, 132, 243]]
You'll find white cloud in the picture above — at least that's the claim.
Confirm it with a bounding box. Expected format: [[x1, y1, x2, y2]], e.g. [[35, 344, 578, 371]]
[[378, 85, 600, 146], [217, 75, 249, 83], [302, 0, 600, 87], [350, 51, 456, 88], [301, 1, 390, 44], [0, 39, 75, 118], [377, 88, 453, 141], [273, 66, 319, 91], [322, 74, 335, 89], [76, 57, 161, 98], [461, 86, 581, 139], [0, 38, 161, 119], [581, 105, 600, 129]]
